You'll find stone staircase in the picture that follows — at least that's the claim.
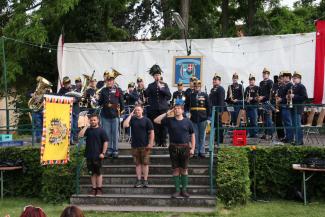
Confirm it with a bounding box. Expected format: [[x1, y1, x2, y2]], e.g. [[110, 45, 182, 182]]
[[70, 145, 216, 213]]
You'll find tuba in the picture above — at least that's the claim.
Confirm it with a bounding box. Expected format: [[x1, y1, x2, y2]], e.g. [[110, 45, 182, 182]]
[[28, 76, 53, 111]]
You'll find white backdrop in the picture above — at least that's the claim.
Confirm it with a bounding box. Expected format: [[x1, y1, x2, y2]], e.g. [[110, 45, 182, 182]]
[[60, 32, 315, 97]]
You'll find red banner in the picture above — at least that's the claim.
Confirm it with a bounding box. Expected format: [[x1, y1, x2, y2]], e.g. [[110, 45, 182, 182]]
[[314, 20, 325, 104]]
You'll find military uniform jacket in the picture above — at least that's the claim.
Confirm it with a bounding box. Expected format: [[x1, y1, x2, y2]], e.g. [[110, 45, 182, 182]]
[[244, 85, 259, 105], [171, 90, 185, 106], [226, 83, 243, 103], [124, 89, 139, 106], [58, 87, 80, 113], [278, 82, 293, 105], [259, 79, 273, 102], [145, 81, 171, 112], [184, 88, 193, 100], [136, 88, 146, 105], [292, 83, 308, 114], [209, 86, 225, 112], [98, 86, 124, 119], [185, 91, 210, 123]]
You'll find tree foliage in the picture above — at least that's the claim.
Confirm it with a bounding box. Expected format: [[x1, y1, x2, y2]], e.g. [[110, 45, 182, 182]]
[[0, 0, 323, 96]]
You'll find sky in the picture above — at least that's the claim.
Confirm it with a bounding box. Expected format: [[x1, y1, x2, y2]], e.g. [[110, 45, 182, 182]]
[[282, 0, 321, 7]]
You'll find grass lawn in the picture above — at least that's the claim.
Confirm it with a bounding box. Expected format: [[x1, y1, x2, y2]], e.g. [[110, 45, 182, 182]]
[[1, 197, 325, 217]]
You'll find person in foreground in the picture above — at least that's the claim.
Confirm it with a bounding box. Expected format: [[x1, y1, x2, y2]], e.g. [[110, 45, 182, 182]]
[[79, 113, 108, 196], [154, 99, 195, 198], [20, 205, 47, 217], [123, 104, 154, 188], [60, 205, 85, 217]]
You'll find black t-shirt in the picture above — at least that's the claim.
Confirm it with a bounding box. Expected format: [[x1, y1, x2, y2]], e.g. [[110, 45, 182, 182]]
[[84, 127, 109, 159], [130, 116, 154, 148], [161, 117, 194, 144]]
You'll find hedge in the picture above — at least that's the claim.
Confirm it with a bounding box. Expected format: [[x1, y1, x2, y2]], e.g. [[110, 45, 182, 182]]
[[1, 145, 325, 205], [216, 147, 251, 207], [0, 146, 81, 203], [250, 146, 325, 200]]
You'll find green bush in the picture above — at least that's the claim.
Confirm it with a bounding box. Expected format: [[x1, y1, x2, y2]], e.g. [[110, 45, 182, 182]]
[[216, 147, 251, 207], [0, 146, 82, 203], [249, 146, 325, 200], [0, 147, 43, 197]]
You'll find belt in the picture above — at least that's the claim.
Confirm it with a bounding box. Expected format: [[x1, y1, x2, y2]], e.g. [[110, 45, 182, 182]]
[[170, 143, 189, 147], [190, 107, 206, 111]]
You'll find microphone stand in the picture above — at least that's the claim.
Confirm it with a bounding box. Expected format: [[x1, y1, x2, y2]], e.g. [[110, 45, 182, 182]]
[[241, 80, 245, 110]]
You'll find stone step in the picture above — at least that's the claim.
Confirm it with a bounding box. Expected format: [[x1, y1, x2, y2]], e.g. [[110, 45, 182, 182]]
[[117, 146, 211, 155], [79, 184, 211, 195], [97, 164, 209, 175], [79, 174, 210, 185], [103, 155, 212, 165], [75, 205, 216, 213], [70, 194, 216, 207]]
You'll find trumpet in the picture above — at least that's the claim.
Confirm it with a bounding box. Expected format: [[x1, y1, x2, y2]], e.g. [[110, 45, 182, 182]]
[[287, 87, 293, 108], [255, 92, 263, 110], [274, 89, 280, 112], [228, 85, 233, 102], [246, 88, 251, 103]]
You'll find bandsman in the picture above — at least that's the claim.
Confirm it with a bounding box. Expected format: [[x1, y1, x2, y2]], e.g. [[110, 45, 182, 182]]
[[136, 77, 147, 106], [258, 68, 274, 140], [85, 77, 97, 114], [58, 76, 80, 144], [244, 74, 259, 138], [276, 71, 294, 143], [98, 70, 124, 158], [290, 71, 308, 145], [226, 73, 244, 125], [74, 77, 83, 92], [171, 81, 186, 107], [270, 73, 285, 140], [209, 73, 225, 144], [185, 80, 210, 158]]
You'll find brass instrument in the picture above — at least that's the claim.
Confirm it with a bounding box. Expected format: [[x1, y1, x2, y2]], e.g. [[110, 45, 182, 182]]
[[28, 76, 53, 111], [255, 91, 263, 110], [287, 86, 293, 108], [228, 85, 233, 102], [246, 87, 251, 103], [274, 89, 280, 112]]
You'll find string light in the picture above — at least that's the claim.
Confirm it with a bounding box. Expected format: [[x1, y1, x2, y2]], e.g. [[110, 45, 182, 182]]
[[1, 34, 319, 55]]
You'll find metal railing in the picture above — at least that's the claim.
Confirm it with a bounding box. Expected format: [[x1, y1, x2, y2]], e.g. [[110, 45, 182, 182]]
[[207, 103, 325, 195]]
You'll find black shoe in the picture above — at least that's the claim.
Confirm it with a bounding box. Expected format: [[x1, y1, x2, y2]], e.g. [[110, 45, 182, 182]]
[[282, 139, 293, 143], [112, 153, 119, 159], [143, 180, 149, 188], [199, 153, 206, 158], [171, 191, 181, 198], [134, 179, 143, 188], [291, 142, 304, 146], [181, 190, 190, 198]]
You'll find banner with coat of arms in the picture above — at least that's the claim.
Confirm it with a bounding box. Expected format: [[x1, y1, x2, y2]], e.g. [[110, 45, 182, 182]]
[[40, 94, 73, 165]]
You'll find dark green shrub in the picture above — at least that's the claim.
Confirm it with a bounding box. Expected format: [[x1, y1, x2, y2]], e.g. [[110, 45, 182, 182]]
[[216, 147, 251, 207], [0, 147, 43, 197], [0, 146, 83, 203], [249, 146, 325, 200]]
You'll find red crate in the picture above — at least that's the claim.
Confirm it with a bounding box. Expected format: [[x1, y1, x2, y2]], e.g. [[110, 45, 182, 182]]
[[233, 130, 247, 146]]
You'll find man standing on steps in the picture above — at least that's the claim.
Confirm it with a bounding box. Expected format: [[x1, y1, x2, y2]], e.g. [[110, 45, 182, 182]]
[[145, 64, 171, 147], [154, 99, 195, 198], [79, 113, 108, 196], [123, 104, 154, 188]]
